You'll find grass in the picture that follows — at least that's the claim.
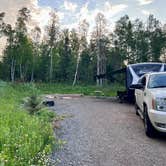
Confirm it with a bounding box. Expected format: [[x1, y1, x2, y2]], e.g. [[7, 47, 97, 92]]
[[34, 83, 125, 97], [0, 82, 60, 166], [0, 81, 124, 165]]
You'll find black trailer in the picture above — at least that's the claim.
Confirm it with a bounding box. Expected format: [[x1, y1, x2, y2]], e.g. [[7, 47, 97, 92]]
[[111, 63, 166, 103]]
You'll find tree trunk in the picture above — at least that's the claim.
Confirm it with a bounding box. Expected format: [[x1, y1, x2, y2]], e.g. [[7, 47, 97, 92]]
[[31, 69, 34, 82], [10, 58, 16, 83], [49, 47, 53, 82], [31, 52, 35, 82], [73, 56, 80, 86], [20, 64, 24, 82], [96, 39, 106, 86], [96, 39, 102, 86]]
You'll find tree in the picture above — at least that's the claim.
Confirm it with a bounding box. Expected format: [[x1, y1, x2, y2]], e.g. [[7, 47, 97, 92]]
[[58, 29, 72, 82], [45, 10, 59, 82], [1, 7, 166, 84], [92, 13, 109, 86], [31, 26, 41, 82], [132, 19, 149, 62], [73, 19, 89, 86], [39, 42, 50, 81], [3, 25, 17, 82], [114, 15, 135, 65], [0, 12, 18, 82], [14, 7, 32, 81], [146, 15, 164, 62]]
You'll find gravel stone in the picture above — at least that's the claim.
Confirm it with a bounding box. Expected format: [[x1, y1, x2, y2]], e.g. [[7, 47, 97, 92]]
[[51, 97, 166, 166]]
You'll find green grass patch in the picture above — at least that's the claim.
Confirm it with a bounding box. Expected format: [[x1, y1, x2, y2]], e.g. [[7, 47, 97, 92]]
[[0, 82, 60, 166], [35, 83, 125, 97]]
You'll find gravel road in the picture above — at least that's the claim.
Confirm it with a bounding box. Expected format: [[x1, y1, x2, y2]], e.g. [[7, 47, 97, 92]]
[[52, 97, 166, 166]]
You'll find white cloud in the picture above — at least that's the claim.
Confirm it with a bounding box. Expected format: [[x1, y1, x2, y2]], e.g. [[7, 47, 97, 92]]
[[60, 1, 127, 43], [103, 1, 128, 18], [0, 0, 65, 55], [137, 0, 154, 5], [64, 0, 77, 12], [74, 1, 128, 33], [142, 10, 150, 15], [0, 0, 64, 31], [62, 22, 78, 30]]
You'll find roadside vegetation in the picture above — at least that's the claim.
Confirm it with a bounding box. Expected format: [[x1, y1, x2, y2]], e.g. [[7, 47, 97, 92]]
[[0, 81, 123, 165], [0, 82, 60, 166], [35, 83, 125, 97]]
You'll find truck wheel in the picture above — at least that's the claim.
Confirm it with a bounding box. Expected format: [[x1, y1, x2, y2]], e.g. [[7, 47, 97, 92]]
[[135, 104, 139, 116], [144, 106, 156, 138]]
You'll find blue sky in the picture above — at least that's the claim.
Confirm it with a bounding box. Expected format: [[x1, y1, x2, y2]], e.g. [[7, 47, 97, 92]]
[[0, 0, 165, 32], [37, 0, 166, 29]]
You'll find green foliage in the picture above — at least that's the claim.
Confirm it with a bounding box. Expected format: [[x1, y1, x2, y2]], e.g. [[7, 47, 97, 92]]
[[23, 95, 43, 114], [0, 84, 57, 166], [1, 7, 166, 85], [37, 108, 56, 122], [113, 14, 166, 65], [78, 49, 95, 84]]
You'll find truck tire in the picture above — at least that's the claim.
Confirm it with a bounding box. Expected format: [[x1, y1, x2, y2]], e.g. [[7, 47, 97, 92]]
[[144, 106, 156, 138]]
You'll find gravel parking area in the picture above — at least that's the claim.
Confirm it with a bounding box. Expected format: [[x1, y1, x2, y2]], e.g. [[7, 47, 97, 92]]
[[52, 97, 166, 166]]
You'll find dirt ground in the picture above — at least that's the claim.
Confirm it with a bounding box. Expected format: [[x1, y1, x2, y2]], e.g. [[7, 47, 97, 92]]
[[52, 97, 166, 166]]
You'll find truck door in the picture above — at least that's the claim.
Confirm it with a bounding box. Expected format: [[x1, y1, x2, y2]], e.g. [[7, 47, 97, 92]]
[[139, 76, 146, 111], [136, 76, 146, 111]]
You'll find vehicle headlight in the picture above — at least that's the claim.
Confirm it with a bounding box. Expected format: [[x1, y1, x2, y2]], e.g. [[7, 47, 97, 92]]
[[154, 97, 166, 111]]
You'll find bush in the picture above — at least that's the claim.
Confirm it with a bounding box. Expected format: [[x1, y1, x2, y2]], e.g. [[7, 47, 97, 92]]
[[23, 95, 43, 114]]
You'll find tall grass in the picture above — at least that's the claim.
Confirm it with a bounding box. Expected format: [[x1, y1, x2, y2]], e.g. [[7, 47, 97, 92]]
[[0, 82, 56, 166]]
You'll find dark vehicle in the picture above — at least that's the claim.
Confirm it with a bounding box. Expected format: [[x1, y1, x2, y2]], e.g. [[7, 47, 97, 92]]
[[111, 63, 166, 103]]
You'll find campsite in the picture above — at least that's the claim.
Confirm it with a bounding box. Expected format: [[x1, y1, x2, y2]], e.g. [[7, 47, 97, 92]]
[[1, 0, 166, 165]]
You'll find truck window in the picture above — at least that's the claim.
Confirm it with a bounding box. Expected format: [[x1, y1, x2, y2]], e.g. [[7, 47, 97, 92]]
[[132, 64, 162, 77]]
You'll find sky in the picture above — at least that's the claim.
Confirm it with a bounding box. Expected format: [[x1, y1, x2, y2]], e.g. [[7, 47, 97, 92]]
[[0, 0, 166, 53], [0, 0, 166, 30], [38, 0, 166, 29]]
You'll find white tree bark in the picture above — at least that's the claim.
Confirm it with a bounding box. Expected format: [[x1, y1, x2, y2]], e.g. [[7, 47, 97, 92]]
[[73, 55, 80, 86]]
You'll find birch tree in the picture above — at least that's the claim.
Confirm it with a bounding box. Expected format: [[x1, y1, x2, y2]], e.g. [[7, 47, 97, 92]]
[[93, 13, 108, 86], [15, 7, 31, 81], [73, 19, 89, 86]]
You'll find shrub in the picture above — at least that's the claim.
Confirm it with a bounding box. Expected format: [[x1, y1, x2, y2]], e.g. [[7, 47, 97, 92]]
[[23, 95, 44, 114]]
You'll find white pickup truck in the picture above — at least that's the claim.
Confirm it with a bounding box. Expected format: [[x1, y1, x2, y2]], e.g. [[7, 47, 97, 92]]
[[133, 72, 166, 137]]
